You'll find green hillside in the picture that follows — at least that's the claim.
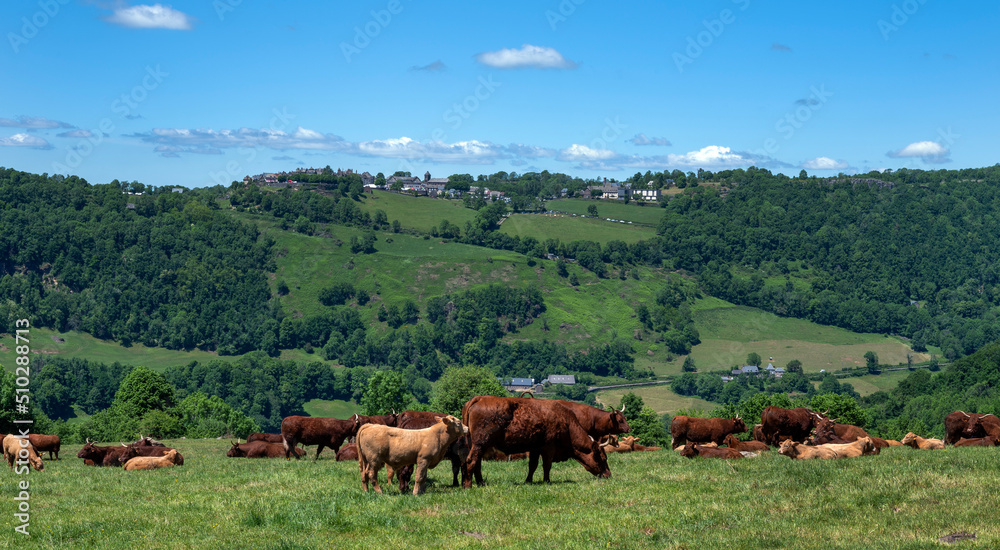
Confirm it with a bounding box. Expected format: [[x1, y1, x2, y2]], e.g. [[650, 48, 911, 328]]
[[355, 190, 477, 233], [499, 213, 656, 244], [547, 198, 666, 225]]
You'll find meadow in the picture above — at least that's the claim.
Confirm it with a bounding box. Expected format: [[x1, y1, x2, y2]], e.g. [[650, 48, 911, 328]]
[[499, 214, 656, 245], [3, 438, 998, 549], [356, 191, 477, 233], [546, 198, 666, 226]]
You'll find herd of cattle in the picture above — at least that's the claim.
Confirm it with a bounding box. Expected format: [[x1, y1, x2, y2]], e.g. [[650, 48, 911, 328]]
[[4, 399, 999, 494]]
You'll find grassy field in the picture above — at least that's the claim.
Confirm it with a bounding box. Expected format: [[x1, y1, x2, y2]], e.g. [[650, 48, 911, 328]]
[[499, 213, 656, 245], [303, 398, 360, 418], [356, 191, 477, 233], [5, 438, 1000, 549], [840, 369, 926, 397], [0, 327, 235, 374], [594, 387, 717, 416], [690, 305, 926, 372], [546, 198, 665, 225]]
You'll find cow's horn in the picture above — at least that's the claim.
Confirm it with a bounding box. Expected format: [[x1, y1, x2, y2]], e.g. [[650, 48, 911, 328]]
[[961, 411, 970, 418], [392, 409, 396, 415], [620, 404, 626, 413], [86, 438, 91, 444]]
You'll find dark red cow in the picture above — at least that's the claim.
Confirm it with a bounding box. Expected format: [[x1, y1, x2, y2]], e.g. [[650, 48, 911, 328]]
[[27, 434, 61, 460], [808, 419, 870, 445], [118, 444, 185, 466], [280, 416, 359, 460], [723, 434, 769, 453], [944, 411, 988, 445], [462, 396, 611, 487], [351, 412, 399, 428], [390, 410, 470, 492], [678, 442, 743, 459], [336, 442, 358, 461], [760, 407, 826, 446], [969, 414, 1000, 440], [670, 415, 747, 447], [77, 439, 131, 467], [247, 433, 284, 444], [228, 441, 304, 458]]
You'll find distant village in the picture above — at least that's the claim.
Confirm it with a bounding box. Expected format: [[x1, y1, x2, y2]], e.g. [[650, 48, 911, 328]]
[[243, 166, 672, 203]]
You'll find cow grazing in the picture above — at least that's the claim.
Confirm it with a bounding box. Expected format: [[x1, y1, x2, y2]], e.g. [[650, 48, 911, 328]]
[[462, 396, 611, 488], [670, 415, 747, 448], [77, 439, 131, 467], [357, 415, 468, 495], [954, 436, 998, 447], [3, 435, 44, 471], [760, 407, 826, 446], [723, 434, 769, 453], [118, 444, 185, 466], [228, 441, 304, 458], [280, 416, 359, 460], [900, 432, 945, 450], [678, 442, 743, 459], [247, 433, 284, 444], [778, 438, 875, 460], [392, 410, 471, 491], [26, 434, 60, 460], [124, 449, 181, 471], [336, 443, 358, 461]]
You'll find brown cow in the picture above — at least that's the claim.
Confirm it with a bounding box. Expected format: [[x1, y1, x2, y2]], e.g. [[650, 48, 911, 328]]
[[391, 410, 470, 492], [228, 441, 304, 458], [26, 434, 60, 460], [778, 437, 874, 459], [808, 419, 871, 445], [124, 449, 181, 471], [3, 435, 44, 471], [760, 407, 826, 446], [752, 424, 766, 443], [943, 411, 995, 445], [118, 444, 185, 466], [357, 415, 468, 495], [77, 439, 131, 467], [133, 434, 166, 447], [900, 432, 945, 450], [670, 415, 747, 447], [247, 433, 284, 444], [462, 396, 611, 487], [678, 442, 743, 459], [723, 434, 769, 453], [336, 442, 359, 461], [954, 436, 998, 447], [280, 416, 359, 460], [968, 414, 1000, 440], [351, 412, 399, 428]]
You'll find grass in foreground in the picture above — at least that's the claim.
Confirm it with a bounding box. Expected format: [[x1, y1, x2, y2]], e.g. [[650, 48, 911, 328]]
[[4, 439, 999, 549]]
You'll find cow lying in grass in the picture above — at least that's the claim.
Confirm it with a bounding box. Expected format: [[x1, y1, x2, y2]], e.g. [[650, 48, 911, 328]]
[[954, 436, 998, 447], [2, 435, 44, 472], [357, 415, 468, 495], [124, 449, 182, 471], [119, 444, 186, 466], [336, 442, 358, 461], [901, 432, 945, 450], [227, 441, 304, 459], [678, 442, 743, 459], [778, 437, 875, 460], [723, 434, 769, 453]]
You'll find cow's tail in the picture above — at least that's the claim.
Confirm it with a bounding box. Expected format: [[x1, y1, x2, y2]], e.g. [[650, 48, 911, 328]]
[[356, 430, 369, 482]]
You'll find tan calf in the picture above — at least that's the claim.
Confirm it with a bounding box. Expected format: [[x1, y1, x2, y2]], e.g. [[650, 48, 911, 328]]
[[2, 435, 44, 472], [901, 432, 945, 450], [778, 437, 875, 460], [357, 415, 468, 495], [123, 449, 181, 471]]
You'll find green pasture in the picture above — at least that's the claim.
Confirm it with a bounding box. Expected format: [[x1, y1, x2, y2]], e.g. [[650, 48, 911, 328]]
[[356, 191, 477, 233], [5, 438, 1000, 549], [303, 398, 361, 419], [499, 213, 656, 245], [546, 198, 666, 225], [594, 385, 717, 416]]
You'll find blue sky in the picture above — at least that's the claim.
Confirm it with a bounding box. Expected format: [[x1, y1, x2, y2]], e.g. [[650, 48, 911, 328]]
[[2, 1, 996, 187]]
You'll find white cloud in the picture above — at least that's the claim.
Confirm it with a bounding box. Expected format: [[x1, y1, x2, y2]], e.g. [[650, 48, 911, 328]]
[[134, 127, 354, 156], [292, 126, 325, 140], [628, 133, 671, 146], [105, 4, 194, 30], [801, 156, 849, 170], [887, 140, 951, 163], [557, 144, 618, 162], [475, 44, 577, 69], [666, 145, 752, 168], [358, 137, 510, 164], [57, 129, 94, 138], [0, 133, 52, 149], [0, 116, 74, 129]]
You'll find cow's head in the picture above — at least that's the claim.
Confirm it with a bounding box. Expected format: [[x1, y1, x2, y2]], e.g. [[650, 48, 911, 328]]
[[226, 442, 246, 458], [117, 445, 139, 466], [777, 439, 798, 457], [581, 435, 612, 479], [678, 442, 698, 458], [77, 439, 100, 460], [858, 437, 874, 455], [608, 404, 631, 434], [732, 414, 747, 433]]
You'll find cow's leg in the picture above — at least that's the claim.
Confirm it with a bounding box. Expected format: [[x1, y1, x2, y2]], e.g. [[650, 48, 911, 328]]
[[451, 456, 461, 487], [542, 454, 554, 483], [396, 464, 412, 493], [371, 462, 383, 495], [525, 451, 540, 483], [314, 444, 325, 460], [413, 459, 429, 495], [463, 445, 485, 488]]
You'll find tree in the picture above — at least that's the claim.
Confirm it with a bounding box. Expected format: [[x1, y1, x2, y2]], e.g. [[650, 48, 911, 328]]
[[746, 352, 761, 367], [785, 359, 803, 374], [629, 406, 671, 446], [587, 204, 598, 218], [620, 392, 645, 420], [175, 392, 260, 439], [430, 365, 508, 417], [569, 272, 580, 286], [864, 351, 879, 369], [682, 356, 697, 372], [360, 371, 412, 416]]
